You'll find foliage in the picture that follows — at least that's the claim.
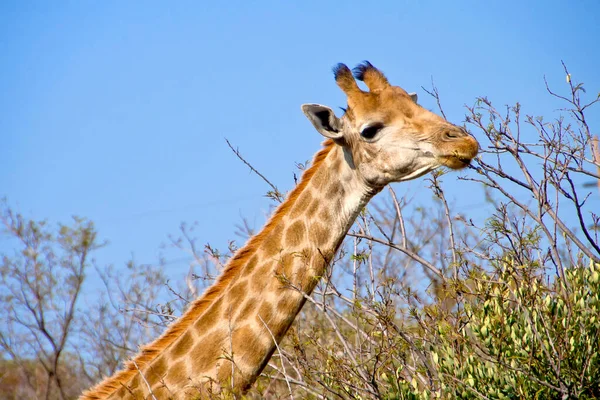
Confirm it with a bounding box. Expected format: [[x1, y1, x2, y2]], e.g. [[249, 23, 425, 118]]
[[0, 203, 168, 399], [432, 261, 600, 399]]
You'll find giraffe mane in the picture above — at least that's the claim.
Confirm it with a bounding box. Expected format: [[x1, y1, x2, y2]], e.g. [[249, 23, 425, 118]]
[[80, 139, 336, 399]]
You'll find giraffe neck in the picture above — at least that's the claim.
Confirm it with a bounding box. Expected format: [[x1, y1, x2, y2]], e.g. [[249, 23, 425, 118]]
[[84, 141, 378, 400]]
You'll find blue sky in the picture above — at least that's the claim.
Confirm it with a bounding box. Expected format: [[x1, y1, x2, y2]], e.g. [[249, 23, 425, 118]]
[[2, 1, 599, 278]]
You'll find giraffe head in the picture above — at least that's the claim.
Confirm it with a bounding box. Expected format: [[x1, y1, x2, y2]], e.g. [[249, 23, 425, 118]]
[[302, 61, 479, 187]]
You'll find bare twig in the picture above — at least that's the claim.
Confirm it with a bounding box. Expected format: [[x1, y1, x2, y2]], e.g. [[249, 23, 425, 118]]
[[225, 138, 284, 202]]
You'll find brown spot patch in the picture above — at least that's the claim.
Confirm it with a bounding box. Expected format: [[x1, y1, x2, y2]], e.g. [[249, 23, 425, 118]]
[[310, 222, 330, 247], [260, 223, 284, 255], [149, 355, 167, 380], [285, 220, 306, 248], [326, 182, 342, 198], [171, 331, 194, 359], [276, 290, 302, 313], [329, 156, 342, 172], [194, 297, 224, 330], [129, 375, 140, 391], [257, 301, 276, 324], [216, 360, 235, 387], [319, 206, 333, 224], [189, 329, 226, 372], [236, 299, 257, 321], [230, 325, 268, 370], [231, 324, 255, 344], [114, 386, 129, 398], [310, 168, 328, 190], [148, 385, 170, 399], [306, 199, 320, 218], [274, 253, 294, 277], [169, 360, 188, 383], [228, 280, 248, 305], [254, 261, 274, 281], [289, 190, 313, 219], [244, 255, 258, 274]]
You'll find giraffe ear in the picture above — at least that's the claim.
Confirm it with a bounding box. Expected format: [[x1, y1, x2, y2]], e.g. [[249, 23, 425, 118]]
[[408, 92, 418, 103], [301, 104, 344, 140]]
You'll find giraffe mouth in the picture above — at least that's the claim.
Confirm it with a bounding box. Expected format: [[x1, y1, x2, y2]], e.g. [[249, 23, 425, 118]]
[[421, 150, 472, 169], [438, 154, 473, 169]]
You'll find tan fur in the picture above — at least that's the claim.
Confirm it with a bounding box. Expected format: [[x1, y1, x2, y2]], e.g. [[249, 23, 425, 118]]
[[360, 67, 389, 91], [334, 64, 362, 95]]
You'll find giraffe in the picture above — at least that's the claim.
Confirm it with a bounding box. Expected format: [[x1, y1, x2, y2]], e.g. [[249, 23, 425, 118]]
[[81, 61, 479, 399]]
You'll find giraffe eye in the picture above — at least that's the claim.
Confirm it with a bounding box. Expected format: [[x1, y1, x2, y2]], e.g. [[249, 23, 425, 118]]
[[360, 123, 384, 140]]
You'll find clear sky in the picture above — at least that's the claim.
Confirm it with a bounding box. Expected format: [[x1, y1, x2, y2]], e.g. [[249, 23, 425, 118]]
[[2, 1, 599, 279]]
